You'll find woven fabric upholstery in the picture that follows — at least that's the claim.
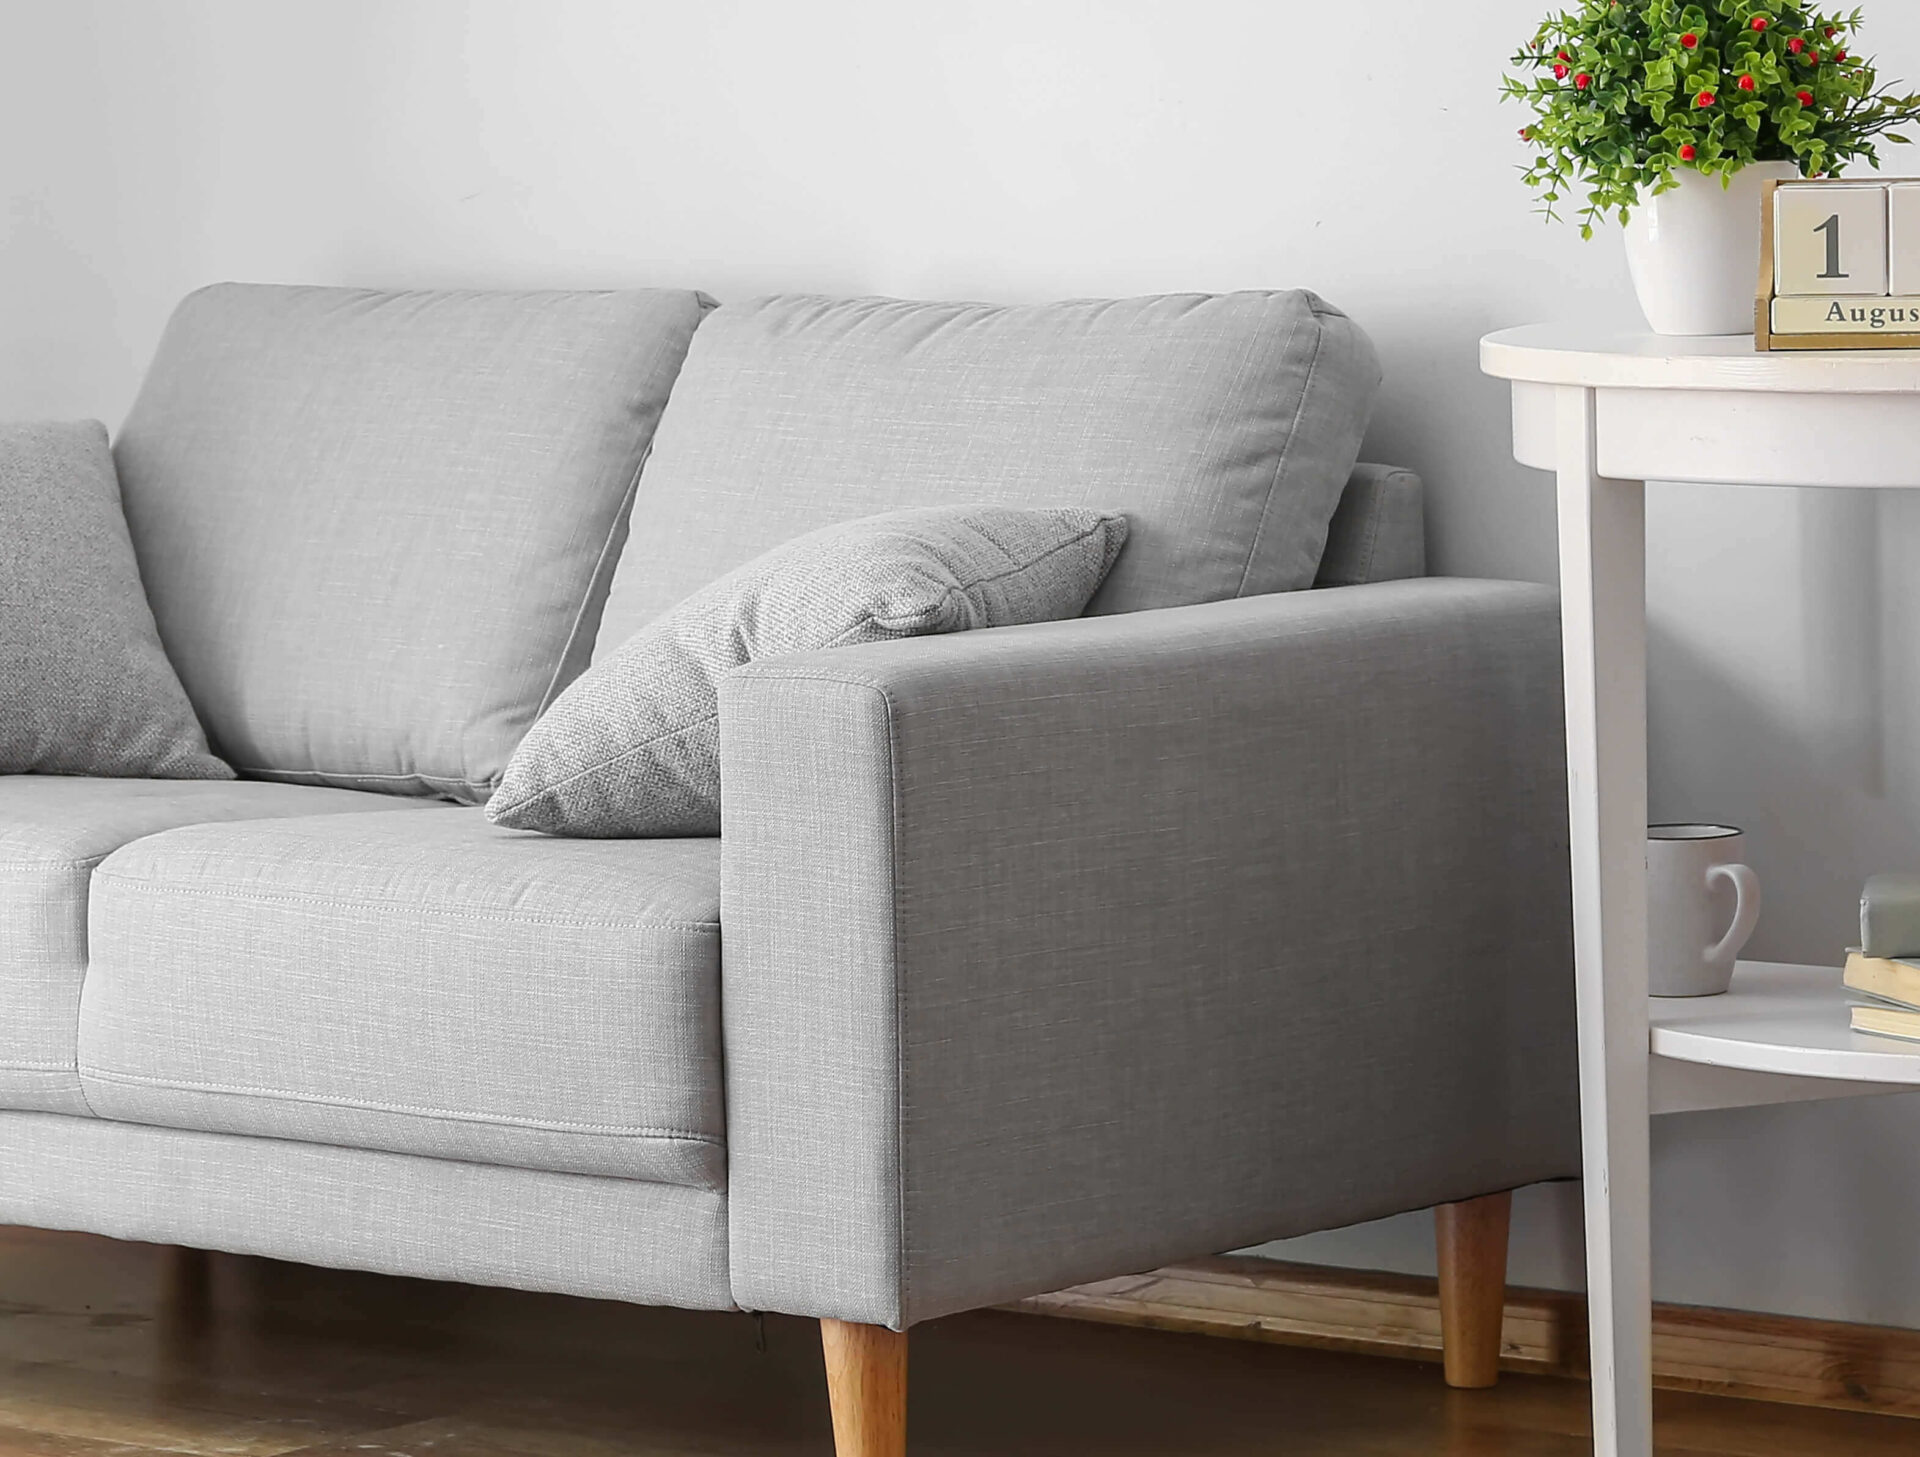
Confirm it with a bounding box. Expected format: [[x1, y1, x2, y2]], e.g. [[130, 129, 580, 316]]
[[114, 285, 711, 801], [0, 775, 429, 1117], [596, 290, 1379, 648], [493, 506, 1127, 837], [78, 808, 724, 1187], [0, 421, 227, 779], [718, 579, 1578, 1328], [0, 1111, 731, 1311], [1316, 464, 1427, 587]]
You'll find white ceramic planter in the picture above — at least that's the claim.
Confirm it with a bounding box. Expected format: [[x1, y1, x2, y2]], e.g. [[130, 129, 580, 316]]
[[1623, 160, 1800, 335]]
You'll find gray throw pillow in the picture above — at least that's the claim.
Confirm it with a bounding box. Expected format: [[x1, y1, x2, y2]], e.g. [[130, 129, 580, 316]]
[[0, 421, 230, 778], [489, 505, 1128, 837]]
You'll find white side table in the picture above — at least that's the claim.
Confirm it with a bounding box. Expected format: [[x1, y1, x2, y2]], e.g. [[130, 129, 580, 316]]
[[1481, 325, 1920, 1457]]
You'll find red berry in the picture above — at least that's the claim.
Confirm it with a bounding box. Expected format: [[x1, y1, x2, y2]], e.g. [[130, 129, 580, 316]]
[[1750, 15, 1768, 29], [1797, 89, 1814, 106], [1519, 126, 1532, 139], [1556, 48, 1570, 60], [1835, 49, 1847, 61], [1575, 72, 1592, 89], [1696, 90, 1715, 107], [1788, 36, 1805, 53], [1681, 31, 1698, 47], [1680, 143, 1698, 160], [1738, 74, 1756, 91], [1807, 49, 1819, 63], [1553, 63, 1568, 78], [1825, 25, 1836, 38]]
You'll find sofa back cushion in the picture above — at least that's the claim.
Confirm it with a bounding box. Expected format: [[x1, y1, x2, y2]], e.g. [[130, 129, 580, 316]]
[[596, 290, 1379, 648], [115, 284, 710, 801]]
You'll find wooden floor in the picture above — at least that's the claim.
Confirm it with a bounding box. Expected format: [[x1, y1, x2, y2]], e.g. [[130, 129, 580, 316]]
[[2, 1227, 1916, 1456]]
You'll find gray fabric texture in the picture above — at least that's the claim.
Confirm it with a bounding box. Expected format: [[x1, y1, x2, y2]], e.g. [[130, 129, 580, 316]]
[[0, 1111, 731, 1310], [0, 421, 228, 779], [1316, 463, 1428, 588], [80, 809, 723, 1187], [0, 775, 430, 1117], [719, 579, 1578, 1328], [493, 506, 1128, 838], [114, 284, 712, 802], [596, 291, 1380, 650]]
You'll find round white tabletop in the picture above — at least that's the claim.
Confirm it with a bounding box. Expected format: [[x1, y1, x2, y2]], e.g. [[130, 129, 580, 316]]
[[1482, 323, 1920, 393], [1481, 323, 1920, 487]]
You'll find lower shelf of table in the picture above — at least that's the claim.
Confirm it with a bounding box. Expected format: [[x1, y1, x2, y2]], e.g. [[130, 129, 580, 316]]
[[1649, 960, 1920, 1115]]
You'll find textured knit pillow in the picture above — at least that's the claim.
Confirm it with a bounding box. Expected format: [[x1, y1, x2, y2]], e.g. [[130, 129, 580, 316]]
[[0, 421, 229, 778], [490, 505, 1128, 836]]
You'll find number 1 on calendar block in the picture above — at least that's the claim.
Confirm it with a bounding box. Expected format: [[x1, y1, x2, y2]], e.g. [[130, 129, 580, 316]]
[[1775, 184, 1888, 297]]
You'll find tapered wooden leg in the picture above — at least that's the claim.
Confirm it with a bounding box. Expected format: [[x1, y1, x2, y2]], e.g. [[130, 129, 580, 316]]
[[821, 1318, 907, 1457], [1435, 1190, 1512, 1389]]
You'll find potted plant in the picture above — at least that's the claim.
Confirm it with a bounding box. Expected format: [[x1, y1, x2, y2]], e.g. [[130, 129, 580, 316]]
[[1505, 2, 1920, 334]]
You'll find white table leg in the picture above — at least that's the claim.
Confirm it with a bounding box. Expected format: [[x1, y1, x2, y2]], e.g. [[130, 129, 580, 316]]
[[1554, 385, 1653, 1457]]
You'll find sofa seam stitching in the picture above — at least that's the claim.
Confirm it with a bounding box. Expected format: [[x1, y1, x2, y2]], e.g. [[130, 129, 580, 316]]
[[88, 872, 719, 933], [492, 712, 718, 815], [233, 766, 488, 792], [539, 439, 655, 717], [783, 672, 910, 1325], [1235, 304, 1320, 597], [728, 667, 895, 693], [865, 516, 1121, 634], [857, 675, 911, 1328], [0, 853, 111, 873], [75, 1064, 725, 1142]]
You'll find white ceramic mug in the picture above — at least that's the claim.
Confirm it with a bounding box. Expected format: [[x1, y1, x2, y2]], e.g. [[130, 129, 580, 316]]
[[1647, 824, 1762, 997]]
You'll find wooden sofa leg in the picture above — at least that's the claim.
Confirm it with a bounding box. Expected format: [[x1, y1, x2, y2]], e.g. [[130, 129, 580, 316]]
[[1435, 1190, 1512, 1389], [821, 1318, 907, 1457]]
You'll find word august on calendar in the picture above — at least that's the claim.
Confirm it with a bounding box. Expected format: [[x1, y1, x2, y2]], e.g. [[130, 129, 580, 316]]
[[1759, 178, 1920, 349]]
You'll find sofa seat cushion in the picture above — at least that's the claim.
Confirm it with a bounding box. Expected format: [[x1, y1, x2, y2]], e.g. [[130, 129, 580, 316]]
[[0, 776, 431, 1117], [76, 809, 723, 1189]]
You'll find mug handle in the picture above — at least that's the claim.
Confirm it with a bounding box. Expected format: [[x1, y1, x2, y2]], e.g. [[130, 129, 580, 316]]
[[1705, 862, 1762, 964]]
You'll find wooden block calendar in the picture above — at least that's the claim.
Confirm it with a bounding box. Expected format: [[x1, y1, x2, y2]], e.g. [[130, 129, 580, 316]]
[[1758, 177, 1920, 350]]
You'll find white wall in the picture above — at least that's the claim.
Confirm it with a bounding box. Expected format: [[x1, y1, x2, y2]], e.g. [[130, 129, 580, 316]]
[[8, 0, 1920, 1327]]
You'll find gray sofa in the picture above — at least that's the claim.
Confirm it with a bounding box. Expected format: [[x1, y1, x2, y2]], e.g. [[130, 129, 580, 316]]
[[0, 284, 1576, 1455]]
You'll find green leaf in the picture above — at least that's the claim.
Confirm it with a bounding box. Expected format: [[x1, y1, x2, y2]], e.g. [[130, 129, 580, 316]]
[[1497, 0, 1920, 233]]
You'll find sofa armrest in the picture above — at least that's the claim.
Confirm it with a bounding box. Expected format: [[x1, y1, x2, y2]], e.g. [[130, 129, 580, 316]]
[[1316, 462, 1427, 587], [718, 579, 1576, 1329]]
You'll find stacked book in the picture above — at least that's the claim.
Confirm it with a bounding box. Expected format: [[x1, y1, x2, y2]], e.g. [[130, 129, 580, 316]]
[[1846, 873, 1920, 1043]]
